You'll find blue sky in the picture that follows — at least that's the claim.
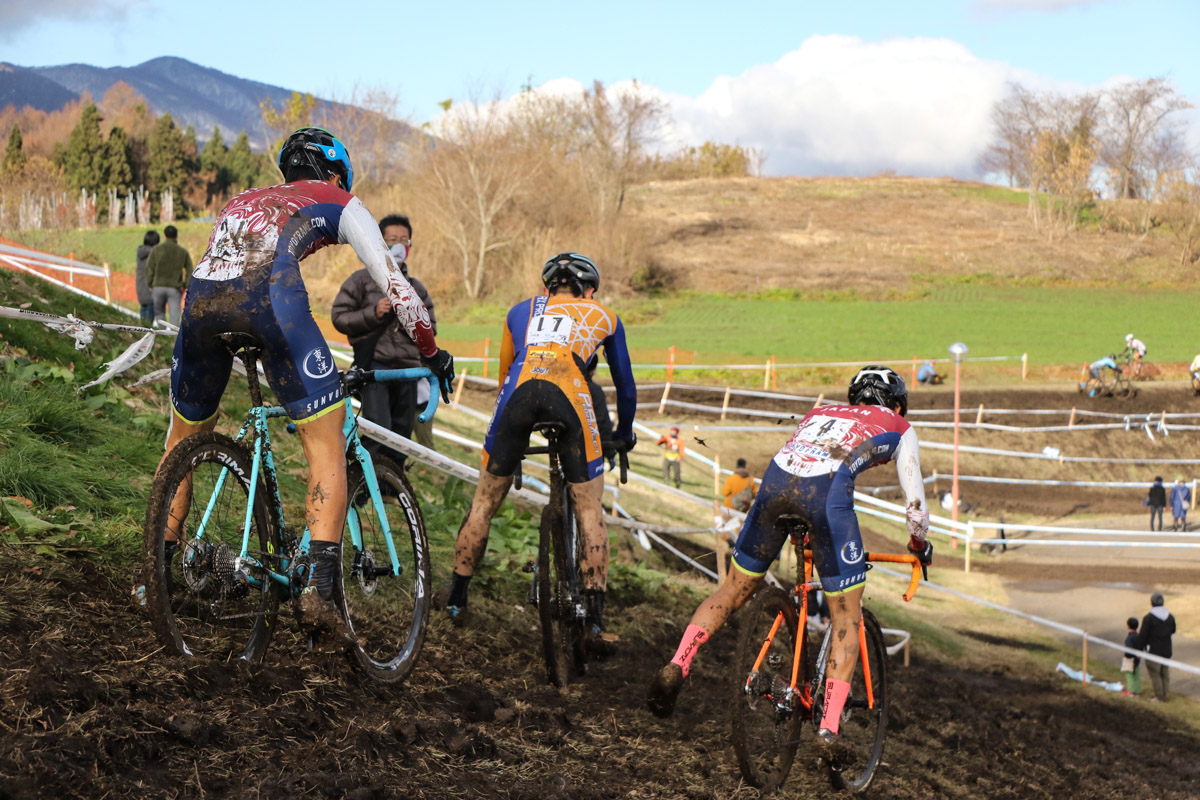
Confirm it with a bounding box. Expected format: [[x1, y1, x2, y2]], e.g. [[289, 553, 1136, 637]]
[[2, 0, 1197, 176]]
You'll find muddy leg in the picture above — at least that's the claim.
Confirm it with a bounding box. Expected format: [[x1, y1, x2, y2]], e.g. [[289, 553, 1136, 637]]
[[570, 475, 607, 591], [453, 471, 513, 576]]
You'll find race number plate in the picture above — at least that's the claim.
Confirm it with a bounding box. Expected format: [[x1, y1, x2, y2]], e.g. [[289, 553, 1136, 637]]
[[526, 314, 574, 346]]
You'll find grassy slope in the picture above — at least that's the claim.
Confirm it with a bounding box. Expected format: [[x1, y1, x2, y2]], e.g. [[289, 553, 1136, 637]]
[[5, 175, 1198, 366]]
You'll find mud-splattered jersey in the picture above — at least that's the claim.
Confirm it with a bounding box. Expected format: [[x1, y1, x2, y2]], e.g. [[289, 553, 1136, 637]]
[[192, 180, 435, 356], [496, 295, 636, 439], [773, 404, 912, 480]]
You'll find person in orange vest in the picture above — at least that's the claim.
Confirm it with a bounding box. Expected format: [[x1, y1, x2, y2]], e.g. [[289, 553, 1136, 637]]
[[657, 426, 685, 488], [722, 458, 757, 512]]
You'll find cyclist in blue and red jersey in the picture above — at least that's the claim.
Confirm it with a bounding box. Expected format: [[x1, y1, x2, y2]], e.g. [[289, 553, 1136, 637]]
[[647, 366, 932, 755], [161, 127, 455, 640], [443, 253, 637, 638]]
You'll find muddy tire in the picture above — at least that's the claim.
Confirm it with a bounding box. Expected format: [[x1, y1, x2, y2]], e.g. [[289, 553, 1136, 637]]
[[142, 432, 278, 662], [825, 608, 888, 793], [341, 455, 431, 684], [731, 587, 806, 792], [537, 482, 586, 687]]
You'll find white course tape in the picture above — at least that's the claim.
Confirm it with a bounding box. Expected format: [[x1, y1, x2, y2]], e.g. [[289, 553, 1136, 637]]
[[872, 564, 1200, 677]]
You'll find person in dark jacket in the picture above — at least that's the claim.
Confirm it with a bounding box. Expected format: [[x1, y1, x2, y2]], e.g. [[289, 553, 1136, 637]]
[[1146, 476, 1167, 531], [135, 229, 159, 326], [1135, 592, 1176, 701], [331, 214, 436, 461], [146, 224, 192, 324], [1121, 616, 1141, 696]]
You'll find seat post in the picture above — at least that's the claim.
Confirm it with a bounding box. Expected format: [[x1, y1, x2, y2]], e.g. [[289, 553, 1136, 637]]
[[243, 351, 264, 408]]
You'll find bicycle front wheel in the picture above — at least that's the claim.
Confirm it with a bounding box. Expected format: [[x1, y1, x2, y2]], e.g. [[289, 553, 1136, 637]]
[[825, 607, 888, 793], [341, 455, 431, 684], [731, 587, 807, 792], [142, 432, 278, 662]]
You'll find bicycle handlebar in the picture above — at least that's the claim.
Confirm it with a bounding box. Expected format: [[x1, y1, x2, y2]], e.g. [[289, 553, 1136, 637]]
[[343, 367, 440, 424], [865, 552, 923, 602]]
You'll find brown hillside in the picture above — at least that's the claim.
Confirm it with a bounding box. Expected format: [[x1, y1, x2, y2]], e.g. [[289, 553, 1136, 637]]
[[628, 176, 1183, 296]]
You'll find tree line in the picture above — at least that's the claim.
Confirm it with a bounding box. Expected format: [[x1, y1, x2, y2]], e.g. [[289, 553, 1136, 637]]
[[979, 76, 1199, 261]]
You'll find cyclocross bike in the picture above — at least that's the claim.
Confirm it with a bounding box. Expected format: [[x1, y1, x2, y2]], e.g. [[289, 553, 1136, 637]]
[[731, 517, 923, 794], [142, 333, 436, 683], [514, 422, 629, 687]]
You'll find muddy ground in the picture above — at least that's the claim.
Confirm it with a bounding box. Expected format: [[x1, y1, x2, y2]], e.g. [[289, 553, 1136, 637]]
[[1, 541, 1198, 800], [3, 380, 1200, 799]]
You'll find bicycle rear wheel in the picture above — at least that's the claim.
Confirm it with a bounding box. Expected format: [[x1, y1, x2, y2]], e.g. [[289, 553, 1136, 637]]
[[341, 455, 431, 684], [537, 481, 585, 686], [731, 587, 808, 792], [825, 608, 888, 793], [142, 432, 278, 662]]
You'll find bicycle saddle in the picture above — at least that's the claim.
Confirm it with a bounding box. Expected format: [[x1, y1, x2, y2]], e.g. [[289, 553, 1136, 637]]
[[531, 421, 568, 438], [776, 514, 811, 544], [215, 332, 264, 357]]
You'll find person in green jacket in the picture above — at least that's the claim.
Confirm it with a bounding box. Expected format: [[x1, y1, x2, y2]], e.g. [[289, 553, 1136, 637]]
[[146, 224, 192, 325]]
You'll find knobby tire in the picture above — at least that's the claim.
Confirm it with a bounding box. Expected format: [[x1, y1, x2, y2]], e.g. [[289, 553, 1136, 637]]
[[341, 455, 431, 684], [731, 587, 807, 792], [825, 607, 888, 793], [538, 486, 570, 686], [142, 432, 278, 663]]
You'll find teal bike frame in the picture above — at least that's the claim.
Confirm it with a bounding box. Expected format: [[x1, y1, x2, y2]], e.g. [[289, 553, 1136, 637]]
[[188, 366, 439, 595]]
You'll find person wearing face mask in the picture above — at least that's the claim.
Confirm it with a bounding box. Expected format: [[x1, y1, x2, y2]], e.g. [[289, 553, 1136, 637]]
[[332, 214, 438, 461]]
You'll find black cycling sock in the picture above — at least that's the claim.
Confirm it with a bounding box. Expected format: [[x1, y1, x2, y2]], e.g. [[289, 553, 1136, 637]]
[[308, 540, 341, 601], [584, 589, 606, 629], [448, 571, 472, 608]]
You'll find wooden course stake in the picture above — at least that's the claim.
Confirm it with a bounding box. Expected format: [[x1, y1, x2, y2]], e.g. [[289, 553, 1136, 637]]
[[763, 359, 771, 390], [1082, 631, 1089, 683], [452, 367, 468, 406], [1021, 353, 1028, 381], [482, 336, 490, 379], [911, 356, 918, 388], [1068, 407, 1076, 429], [975, 404, 984, 425], [103, 262, 111, 304], [720, 387, 732, 420], [658, 383, 671, 415], [713, 454, 722, 499], [813, 393, 824, 409]]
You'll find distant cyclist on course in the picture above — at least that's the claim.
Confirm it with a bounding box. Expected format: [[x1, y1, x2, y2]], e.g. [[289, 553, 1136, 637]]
[[1123, 333, 1147, 378], [162, 127, 455, 641], [647, 366, 932, 758], [442, 253, 637, 640]]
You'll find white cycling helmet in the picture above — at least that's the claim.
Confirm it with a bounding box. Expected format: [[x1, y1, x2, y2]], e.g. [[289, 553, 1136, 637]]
[[1125, 333, 1134, 342]]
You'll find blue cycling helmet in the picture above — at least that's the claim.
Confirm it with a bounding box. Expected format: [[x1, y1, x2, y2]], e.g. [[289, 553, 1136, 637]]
[[278, 127, 354, 192]]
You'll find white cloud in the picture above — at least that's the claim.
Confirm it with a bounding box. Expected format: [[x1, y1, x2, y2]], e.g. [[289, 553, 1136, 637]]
[[0, 0, 150, 41], [659, 35, 1023, 177]]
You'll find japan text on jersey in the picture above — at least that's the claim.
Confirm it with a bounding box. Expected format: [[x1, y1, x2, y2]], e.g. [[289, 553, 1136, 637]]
[[773, 404, 911, 479]]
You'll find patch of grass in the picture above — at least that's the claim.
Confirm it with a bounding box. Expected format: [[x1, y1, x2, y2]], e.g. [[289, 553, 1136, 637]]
[[3, 221, 213, 274]]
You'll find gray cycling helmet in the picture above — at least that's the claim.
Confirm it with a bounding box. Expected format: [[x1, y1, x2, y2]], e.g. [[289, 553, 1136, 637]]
[[542, 252, 600, 295], [848, 365, 908, 416]]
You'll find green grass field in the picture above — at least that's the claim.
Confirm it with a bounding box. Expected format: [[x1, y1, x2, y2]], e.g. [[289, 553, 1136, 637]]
[[4, 221, 214, 274], [437, 286, 1197, 366]]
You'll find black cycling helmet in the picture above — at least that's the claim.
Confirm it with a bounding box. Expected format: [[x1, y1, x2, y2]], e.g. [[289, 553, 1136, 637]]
[[278, 127, 354, 191], [542, 252, 600, 295], [848, 365, 908, 416]]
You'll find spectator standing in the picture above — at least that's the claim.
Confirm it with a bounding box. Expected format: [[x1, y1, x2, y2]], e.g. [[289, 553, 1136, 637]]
[[134, 229, 159, 326], [331, 214, 436, 461], [1146, 476, 1167, 531], [722, 458, 757, 512], [1121, 616, 1142, 696], [657, 426, 685, 488], [146, 224, 192, 325], [1169, 477, 1191, 531], [1135, 592, 1176, 702]]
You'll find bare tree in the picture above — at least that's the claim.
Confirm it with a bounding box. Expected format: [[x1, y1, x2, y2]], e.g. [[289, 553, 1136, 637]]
[[414, 100, 542, 299], [318, 87, 408, 186], [572, 81, 666, 218], [1100, 77, 1192, 200]]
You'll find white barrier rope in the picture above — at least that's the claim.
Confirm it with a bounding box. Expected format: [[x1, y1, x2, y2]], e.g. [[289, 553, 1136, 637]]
[[872, 564, 1200, 677]]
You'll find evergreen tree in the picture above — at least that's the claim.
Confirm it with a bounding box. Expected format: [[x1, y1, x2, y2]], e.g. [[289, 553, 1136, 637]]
[[148, 113, 188, 216], [226, 130, 260, 191], [200, 125, 231, 200], [183, 124, 200, 171], [59, 102, 108, 192], [105, 125, 133, 192], [3, 125, 26, 174]]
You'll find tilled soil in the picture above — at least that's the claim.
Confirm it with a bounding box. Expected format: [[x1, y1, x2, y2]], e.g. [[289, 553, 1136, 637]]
[[1, 546, 1198, 800]]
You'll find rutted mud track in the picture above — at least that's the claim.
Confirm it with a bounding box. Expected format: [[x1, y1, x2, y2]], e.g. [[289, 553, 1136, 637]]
[[1, 547, 1198, 799]]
